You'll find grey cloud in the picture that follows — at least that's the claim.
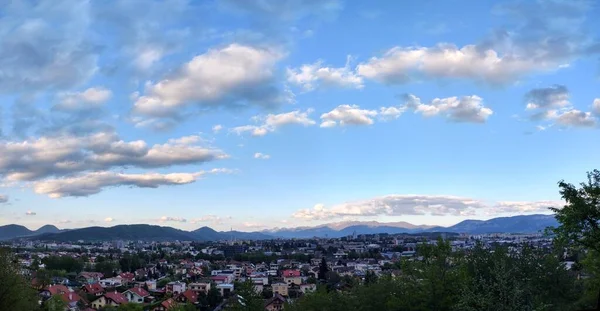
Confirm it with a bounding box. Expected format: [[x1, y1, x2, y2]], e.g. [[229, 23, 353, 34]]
[[0, 195, 7, 203], [524, 85, 570, 110], [25, 211, 36, 216], [523, 85, 598, 128], [33, 170, 228, 198], [0, 0, 98, 93], [293, 195, 486, 220], [402, 94, 493, 123], [0, 132, 227, 181]]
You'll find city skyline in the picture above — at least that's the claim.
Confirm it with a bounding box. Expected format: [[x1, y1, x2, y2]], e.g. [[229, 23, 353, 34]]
[[1, 0, 599, 231]]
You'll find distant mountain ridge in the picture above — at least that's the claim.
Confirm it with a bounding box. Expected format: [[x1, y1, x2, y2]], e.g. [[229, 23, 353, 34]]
[[265, 214, 559, 238], [0, 224, 60, 240], [0, 214, 558, 241]]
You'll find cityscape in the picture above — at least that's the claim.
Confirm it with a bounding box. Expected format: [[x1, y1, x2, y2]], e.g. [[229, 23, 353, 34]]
[[1, 0, 600, 310]]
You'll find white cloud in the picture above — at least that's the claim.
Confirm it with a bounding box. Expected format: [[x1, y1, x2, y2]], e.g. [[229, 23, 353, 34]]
[[287, 56, 364, 91], [593, 99, 600, 116], [403, 94, 493, 123], [54, 87, 112, 111], [57, 220, 72, 224], [212, 124, 223, 133], [491, 201, 562, 214], [320, 105, 377, 127], [32, 169, 234, 198], [231, 109, 316, 136], [0, 132, 226, 181], [254, 152, 271, 160], [104, 217, 115, 223], [0, 195, 7, 203], [242, 222, 266, 229], [159, 216, 187, 223], [293, 195, 486, 220], [133, 44, 286, 117], [356, 44, 555, 85], [293, 195, 561, 221], [379, 106, 404, 120], [26, 211, 36, 216], [555, 109, 597, 128], [190, 215, 229, 225]]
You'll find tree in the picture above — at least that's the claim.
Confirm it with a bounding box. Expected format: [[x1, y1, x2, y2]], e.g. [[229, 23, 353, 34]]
[[41, 295, 68, 311], [0, 248, 39, 311], [551, 169, 600, 309], [116, 303, 144, 311], [230, 279, 263, 311], [551, 169, 600, 253], [319, 257, 329, 281]]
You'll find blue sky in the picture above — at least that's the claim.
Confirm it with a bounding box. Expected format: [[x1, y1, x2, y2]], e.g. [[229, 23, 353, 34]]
[[1, 0, 599, 231]]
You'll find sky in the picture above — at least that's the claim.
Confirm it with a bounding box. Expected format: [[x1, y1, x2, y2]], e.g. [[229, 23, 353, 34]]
[[0, 0, 599, 232]]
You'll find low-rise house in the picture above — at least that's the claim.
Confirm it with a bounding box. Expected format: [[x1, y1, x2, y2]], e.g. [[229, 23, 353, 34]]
[[211, 275, 234, 284], [91, 291, 128, 309], [82, 283, 105, 296], [272, 283, 288, 297], [58, 292, 84, 311], [176, 289, 198, 305], [216, 283, 234, 297], [99, 277, 123, 288], [282, 269, 301, 285], [264, 293, 286, 311], [189, 282, 211, 294], [78, 272, 104, 284], [153, 298, 177, 311], [124, 287, 151, 303], [166, 281, 186, 295], [300, 283, 317, 294]]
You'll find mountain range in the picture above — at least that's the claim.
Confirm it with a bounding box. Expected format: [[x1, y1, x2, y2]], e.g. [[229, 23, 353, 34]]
[[0, 214, 558, 241]]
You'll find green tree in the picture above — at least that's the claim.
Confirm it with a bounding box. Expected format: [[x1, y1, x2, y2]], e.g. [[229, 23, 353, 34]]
[[117, 303, 144, 311], [230, 279, 263, 311], [318, 257, 329, 281], [41, 295, 68, 311], [0, 249, 39, 311], [551, 169, 600, 309]]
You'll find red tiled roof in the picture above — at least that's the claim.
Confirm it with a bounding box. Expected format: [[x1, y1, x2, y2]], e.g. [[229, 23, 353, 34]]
[[179, 290, 198, 304], [105, 291, 128, 304], [211, 275, 228, 280], [128, 287, 150, 297], [83, 283, 104, 294], [119, 272, 135, 280], [282, 269, 301, 277], [161, 298, 176, 309], [46, 284, 70, 295], [59, 292, 82, 303]]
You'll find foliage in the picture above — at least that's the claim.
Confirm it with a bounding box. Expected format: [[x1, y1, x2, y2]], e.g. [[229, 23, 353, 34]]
[[229, 279, 264, 311], [0, 248, 39, 311], [551, 169, 600, 309], [42, 255, 84, 273], [41, 295, 68, 311]]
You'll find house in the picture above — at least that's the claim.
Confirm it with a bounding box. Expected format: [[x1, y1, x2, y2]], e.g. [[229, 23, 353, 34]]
[[210, 275, 233, 284], [264, 293, 286, 311], [271, 283, 288, 297], [99, 277, 123, 288], [176, 289, 198, 304], [82, 283, 105, 296], [42, 284, 70, 297], [119, 272, 135, 284], [153, 298, 177, 311], [78, 272, 104, 284], [91, 291, 128, 309], [216, 283, 234, 297], [300, 283, 316, 294], [124, 287, 151, 303], [58, 292, 84, 311], [166, 281, 186, 295], [282, 269, 301, 285], [189, 282, 211, 294]]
